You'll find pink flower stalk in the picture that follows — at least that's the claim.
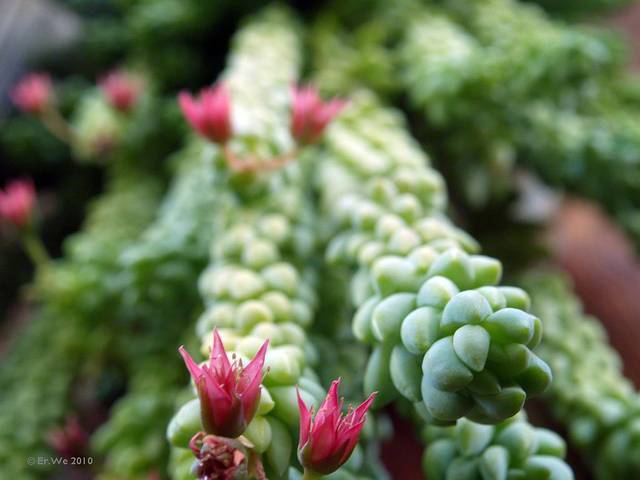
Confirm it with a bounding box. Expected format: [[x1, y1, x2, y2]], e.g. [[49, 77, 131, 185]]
[[47, 416, 88, 458], [179, 83, 232, 144], [100, 70, 144, 112], [11, 73, 53, 115], [0, 179, 36, 229], [297, 379, 377, 476], [290, 85, 346, 146], [179, 330, 268, 438]]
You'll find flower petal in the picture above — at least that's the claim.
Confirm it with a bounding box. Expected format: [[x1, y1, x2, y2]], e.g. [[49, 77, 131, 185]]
[[210, 329, 232, 377], [296, 387, 312, 448], [348, 391, 377, 426], [317, 378, 341, 419], [308, 411, 339, 463], [178, 345, 203, 382], [239, 338, 268, 388]]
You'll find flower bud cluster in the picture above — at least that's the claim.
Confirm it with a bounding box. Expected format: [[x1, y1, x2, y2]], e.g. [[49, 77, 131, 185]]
[[178, 8, 300, 173], [11, 68, 145, 161]]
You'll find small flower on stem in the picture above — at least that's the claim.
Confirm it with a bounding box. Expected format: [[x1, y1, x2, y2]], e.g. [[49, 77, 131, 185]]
[[100, 70, 144, 113], [179, 330, 268, 438], [0, 179, 50, 267], [297, 379, 376, 477], [11, 73, 73, 143], [179, 83, 232, 144], [0, 179, 35, 230], [290, 85, 346, 146], [11, 73, 53, 115], [47, 416, 88, 458]]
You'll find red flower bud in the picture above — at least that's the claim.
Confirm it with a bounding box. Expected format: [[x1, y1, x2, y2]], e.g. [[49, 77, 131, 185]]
[[11, 73, 53, 115], [189, 432, 249, 480], [0, 179, 36, 229], [290, 85, 346, 146], [100, 70, 144, 112], [179, 330, 268, 438], [179, 83, 232, 144], [297, 379, 376, 476]]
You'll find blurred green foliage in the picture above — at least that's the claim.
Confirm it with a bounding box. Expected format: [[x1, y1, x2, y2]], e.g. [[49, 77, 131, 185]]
[[3, 0, 640, 479]]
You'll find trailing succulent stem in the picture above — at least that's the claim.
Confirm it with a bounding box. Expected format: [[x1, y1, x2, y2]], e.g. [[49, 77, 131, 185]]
[[314, 92, 551, 425], [523, 272, 640, 480], [167, 8, 375, 480]]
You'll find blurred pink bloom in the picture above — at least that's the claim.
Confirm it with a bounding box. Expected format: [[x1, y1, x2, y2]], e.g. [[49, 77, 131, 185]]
[[179, 83, 232, 144], [11, 73, 53, 115], [47, 416, 88, 458], [290, 85, 346, 145], [297, 379, 376, 476], [179, 330, 268, 438], [100, 70, 144, 112], [0, 179, 36, 229]]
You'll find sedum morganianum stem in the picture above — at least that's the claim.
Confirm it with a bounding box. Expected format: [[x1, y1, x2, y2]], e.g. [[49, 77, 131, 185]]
[[396, 2, 640, 244], [316, 91, 551, 424], [167, 8, 374, 480], [312, 88, 572, 477], [523, 271, 640, 480], [0, 159, 163, 479]]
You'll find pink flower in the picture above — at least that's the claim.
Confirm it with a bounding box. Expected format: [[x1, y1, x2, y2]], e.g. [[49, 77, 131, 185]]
[[179, 83, 232, 144], [179, 330, 268, 438], [290, 85, 346, 145], [11, 73, 53, 115], [100, 70, 144, 112], [297, 379, 376, 476], [0, 179, 36, 229]]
